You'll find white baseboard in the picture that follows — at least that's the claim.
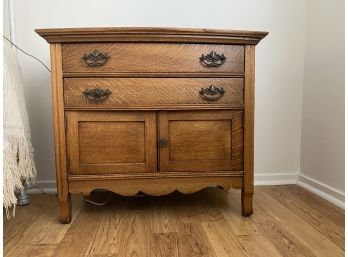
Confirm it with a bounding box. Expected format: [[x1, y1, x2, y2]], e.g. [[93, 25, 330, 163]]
[[27, 180, 57, 194], [255, 172, 299, 186], [297, 174, 345, 209], [27, 172, 344, 209]]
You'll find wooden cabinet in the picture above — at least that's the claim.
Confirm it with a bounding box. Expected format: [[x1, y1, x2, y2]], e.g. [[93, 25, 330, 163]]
[[36, 27, 267, 223]]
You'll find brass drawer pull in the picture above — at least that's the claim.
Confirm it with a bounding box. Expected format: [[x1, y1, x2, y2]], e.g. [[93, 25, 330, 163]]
[[83, 88, 112, 102], [199, 85, 225, 101], [82, 50, 110, 67], [199, 51, 226, 67]]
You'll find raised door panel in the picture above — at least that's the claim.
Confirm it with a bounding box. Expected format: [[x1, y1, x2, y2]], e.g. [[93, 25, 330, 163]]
[[66, 111, 156, 174], [159, 110, 243, 172]]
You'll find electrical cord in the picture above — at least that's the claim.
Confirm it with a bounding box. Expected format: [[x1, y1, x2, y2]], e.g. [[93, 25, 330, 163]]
[[3, 35, 51, 72], [24, 184, 114, 206], [24, 185, 114, 206], [80, 191, 113, 206]]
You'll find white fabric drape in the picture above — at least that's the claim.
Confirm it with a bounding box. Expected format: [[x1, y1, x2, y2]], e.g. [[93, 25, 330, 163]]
[[3, 39, 36, 217]]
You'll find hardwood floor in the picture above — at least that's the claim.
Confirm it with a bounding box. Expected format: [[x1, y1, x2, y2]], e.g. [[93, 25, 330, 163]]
[[4, 185, 344, 257]]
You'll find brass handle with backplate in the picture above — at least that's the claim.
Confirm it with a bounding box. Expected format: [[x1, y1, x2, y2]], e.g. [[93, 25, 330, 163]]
[[199, 85, 225, 101], [83, 88, 112, 102], [199, 51, 226, 67], [81, 50, 110, 67]]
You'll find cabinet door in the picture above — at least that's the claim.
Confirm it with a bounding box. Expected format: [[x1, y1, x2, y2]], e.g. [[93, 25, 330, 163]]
[[66, 111, 156, 175], [158, 110, 243, 172]]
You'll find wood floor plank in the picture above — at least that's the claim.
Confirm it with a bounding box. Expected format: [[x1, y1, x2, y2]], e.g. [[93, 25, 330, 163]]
[[172, 193, 207, 224], [151, 232, 180, 257], [51, 204, 102, 257], [193, 193, 225, 222], [281, 185, 344, 227], [254, 190, 344, 257], [31, 194, 84, 245], [86, 196, 151, 257], [205, 189, 258, 235], [4, 195, 55, 257], [146, 195, 180, 233], [224, 192, 319, 257], [4, 186, 344, 257], [178, 222, 217, 257], [202, 222, 249, 257], [21, 244, 58, 257], [251, 207, 318, 257], [4, 195, 83, 257], [236, 234, 283, 257], [4, 195, 48, 238], [265, 186, 344, 249]]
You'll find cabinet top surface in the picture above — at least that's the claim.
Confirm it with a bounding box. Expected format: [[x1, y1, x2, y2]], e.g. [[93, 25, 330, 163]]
[[35, 27, 268, 44]]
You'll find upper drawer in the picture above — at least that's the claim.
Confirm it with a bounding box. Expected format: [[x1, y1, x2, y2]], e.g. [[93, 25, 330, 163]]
[[64, 78, 244, 108], [62, 43, 244, 74]]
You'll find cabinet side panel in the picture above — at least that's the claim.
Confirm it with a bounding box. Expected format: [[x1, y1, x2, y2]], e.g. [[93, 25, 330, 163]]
[[244, 45, 255, 194]]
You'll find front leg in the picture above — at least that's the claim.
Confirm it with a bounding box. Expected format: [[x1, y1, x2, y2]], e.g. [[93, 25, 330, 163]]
[[241, 189, 253, 217], [58, 193, 72, 224]]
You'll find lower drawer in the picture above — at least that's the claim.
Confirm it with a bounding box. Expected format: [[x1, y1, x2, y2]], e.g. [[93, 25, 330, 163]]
[[64, 78, 244, 108]]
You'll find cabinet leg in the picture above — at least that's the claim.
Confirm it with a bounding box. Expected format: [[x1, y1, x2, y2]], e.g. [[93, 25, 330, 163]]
[[241, 190, 253, 217], [58, 193, 72, 224]]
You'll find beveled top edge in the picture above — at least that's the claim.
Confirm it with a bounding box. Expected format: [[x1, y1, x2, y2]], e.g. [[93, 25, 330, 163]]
[[35, 27, 268, 44]]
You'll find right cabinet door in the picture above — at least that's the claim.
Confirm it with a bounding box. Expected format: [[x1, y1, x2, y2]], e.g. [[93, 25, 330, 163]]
[[158, 110, 244, 172]]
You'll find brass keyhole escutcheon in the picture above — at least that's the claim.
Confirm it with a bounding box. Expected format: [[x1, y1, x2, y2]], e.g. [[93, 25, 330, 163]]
[[159, 138, 168, 147]]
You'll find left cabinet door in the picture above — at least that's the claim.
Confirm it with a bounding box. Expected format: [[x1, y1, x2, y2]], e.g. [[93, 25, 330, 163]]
[[66, 111, 157, 175]]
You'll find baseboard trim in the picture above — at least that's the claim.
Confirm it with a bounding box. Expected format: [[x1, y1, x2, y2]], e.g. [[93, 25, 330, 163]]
[[254, 172, 299, 186], [297, 174, 345, 209], [27, 180, 57, 194]]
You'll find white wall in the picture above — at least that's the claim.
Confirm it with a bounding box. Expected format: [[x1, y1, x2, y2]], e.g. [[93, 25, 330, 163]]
[[300, 0, 345, 193], [4, 0, 307, 184], [3, 0, 10, 38]]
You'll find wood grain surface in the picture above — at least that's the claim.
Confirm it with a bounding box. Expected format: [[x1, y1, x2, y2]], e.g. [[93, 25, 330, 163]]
[[62, 43, 244, 73], [64, 78, 244, 108], [68, 176, 242, 196], [4, 186, 344, 257], [241, 45, 255, 217], [66, 111, 157, 175], [49, 44, 71, 223], [159, 110, 243, 172], [36, 27, 268, 44]]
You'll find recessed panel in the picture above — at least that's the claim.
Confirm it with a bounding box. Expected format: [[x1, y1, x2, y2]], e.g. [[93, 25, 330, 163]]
[[169, 120, 232, 161], [78, 121, 145, 164], [159, 110, 243, 172]]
